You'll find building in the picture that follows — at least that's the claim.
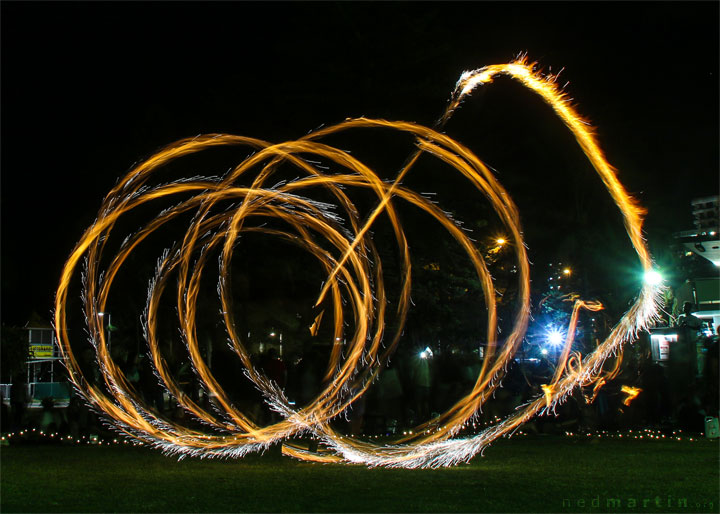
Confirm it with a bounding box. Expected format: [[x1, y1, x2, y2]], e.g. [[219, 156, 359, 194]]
[[25, 321, 71, 402], [646, 197, 719, 374], [674, 195, 720, 268], [0, 317, 71, 405], [672, 195, 720, 331], [691, 196, 719, 231]]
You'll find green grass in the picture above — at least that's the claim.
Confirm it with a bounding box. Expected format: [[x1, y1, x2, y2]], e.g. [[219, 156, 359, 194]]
[[1, 435, 718, 513]]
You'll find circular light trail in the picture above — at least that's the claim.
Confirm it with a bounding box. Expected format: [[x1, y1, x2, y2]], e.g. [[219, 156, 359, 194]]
[[54, 57, 661, 467]]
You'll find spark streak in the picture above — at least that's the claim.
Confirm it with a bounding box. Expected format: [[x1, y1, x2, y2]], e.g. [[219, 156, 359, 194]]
[[54, 58, 660, 467], [621, 386, 642, 406]]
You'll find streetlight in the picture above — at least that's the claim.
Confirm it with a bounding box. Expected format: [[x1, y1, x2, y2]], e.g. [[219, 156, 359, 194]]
[[269, 330, 283, 357], [98, 312, 112, 351]]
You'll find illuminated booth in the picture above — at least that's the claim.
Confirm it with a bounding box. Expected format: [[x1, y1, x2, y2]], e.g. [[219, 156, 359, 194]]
[[649, 328, 677, 363], [647, 323, 713, 380], [26, 324, 71, 405]]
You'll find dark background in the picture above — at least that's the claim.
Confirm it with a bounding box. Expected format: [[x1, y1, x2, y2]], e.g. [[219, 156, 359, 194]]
[[2, 1, 718, 326]]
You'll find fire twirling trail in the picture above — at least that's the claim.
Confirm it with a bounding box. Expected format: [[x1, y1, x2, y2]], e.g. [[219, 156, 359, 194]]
[[54, 57, 661, 467]]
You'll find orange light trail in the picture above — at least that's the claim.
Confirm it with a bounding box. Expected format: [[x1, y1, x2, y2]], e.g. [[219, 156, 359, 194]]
[[621, 386, 642, 406], [54, 57, 660, 467]]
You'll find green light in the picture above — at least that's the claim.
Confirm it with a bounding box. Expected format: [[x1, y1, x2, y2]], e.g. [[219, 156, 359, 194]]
[[643, 270, 662, 286]]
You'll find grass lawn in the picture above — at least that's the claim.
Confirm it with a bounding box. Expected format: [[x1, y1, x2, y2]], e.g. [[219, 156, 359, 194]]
[[1, 434, 718, 513]]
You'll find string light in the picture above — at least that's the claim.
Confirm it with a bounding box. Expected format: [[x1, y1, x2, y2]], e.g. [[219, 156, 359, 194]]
[[562, 429, 703, 443], [0, 431, 145, 446]]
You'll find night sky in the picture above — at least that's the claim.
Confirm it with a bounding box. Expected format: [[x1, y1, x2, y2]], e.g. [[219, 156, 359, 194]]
[[2, 1, 718, 326]]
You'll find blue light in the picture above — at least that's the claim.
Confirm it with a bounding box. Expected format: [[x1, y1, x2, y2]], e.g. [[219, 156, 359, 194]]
[[546, 327, 564, 346]]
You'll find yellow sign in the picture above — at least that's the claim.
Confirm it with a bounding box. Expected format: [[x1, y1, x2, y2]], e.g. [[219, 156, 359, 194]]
[[30, 345, 54, 358]]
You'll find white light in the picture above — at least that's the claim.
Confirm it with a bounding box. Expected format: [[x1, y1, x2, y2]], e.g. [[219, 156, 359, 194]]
[[713, 261, 720, 267], [546, 327, 564, 346], [419, 346, 433, 359], [540, 348, 549, 356], [643, 270, 663, 286]]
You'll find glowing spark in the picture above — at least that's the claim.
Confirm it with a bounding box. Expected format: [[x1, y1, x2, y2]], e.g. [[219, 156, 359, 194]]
[[54, 57, 660, 468], [621, 385, 642, 406], [541, 385, 554, 408]]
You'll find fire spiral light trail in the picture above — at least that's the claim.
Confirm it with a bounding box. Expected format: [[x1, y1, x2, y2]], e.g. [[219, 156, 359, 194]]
[[54, 57, 661, 468]]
